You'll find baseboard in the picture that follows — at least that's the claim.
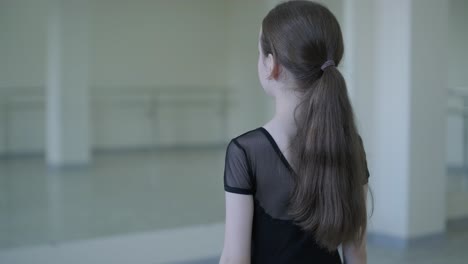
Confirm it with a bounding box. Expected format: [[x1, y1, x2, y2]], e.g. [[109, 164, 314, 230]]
[[367, 232, 445, 249], [0, 151, 44, 160], [447, 165, 468, 174], [447, 216, 468, 230], [93, 143, 227, 154], [47, 162, 91, 171], [168, 257, 219, 264], [0, 143, 228, 161]]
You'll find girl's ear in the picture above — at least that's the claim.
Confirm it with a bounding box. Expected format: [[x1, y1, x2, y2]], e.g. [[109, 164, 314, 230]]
[[266, 53, 280, 80]]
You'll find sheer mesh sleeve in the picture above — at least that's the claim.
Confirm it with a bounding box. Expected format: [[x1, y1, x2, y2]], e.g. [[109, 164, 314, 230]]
[[224, 139, 254, 195]]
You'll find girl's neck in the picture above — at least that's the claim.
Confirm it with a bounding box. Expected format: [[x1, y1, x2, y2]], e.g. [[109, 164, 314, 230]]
[[264, 89, 302, 142]]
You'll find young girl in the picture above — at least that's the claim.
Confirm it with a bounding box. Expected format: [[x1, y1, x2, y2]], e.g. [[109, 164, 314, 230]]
[[220, 1, 369, 264]]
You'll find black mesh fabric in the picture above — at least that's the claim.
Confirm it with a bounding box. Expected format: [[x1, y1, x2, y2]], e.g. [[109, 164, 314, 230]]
[[224, 127, 293, 219], [223, 127, 370, 263]]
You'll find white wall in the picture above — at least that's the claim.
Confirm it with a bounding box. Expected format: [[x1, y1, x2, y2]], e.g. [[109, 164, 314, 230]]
[[88, 0, 231, 148], [0, 0, 273, 154], [445, 0, 468, 221], [226, 0, 271, 137], [0, 0, 47, 155], [0, 0, 47, 88], [446, 0, 468, 167], [448, 0, 468, 91], [89, 0, 228, 88]]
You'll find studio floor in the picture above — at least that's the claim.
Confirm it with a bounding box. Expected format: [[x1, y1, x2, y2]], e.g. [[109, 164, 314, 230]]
[[0, 149, 467, 263]]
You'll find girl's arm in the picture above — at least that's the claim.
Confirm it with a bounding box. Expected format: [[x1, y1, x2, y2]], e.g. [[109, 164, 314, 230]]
[[219, 192, 254, 264], [342, 184, 369, 264]]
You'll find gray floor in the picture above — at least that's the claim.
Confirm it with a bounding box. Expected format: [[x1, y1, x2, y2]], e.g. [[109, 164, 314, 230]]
[[1, 150, 468, 263], [0, 149, 226, 249]]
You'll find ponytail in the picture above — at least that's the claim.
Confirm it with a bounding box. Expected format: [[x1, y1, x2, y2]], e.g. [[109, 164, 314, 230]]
[[289, 65, 367, 250]]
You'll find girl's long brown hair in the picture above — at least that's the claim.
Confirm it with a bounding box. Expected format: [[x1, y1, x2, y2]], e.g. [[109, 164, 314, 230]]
[[261, 1, 368, 250]]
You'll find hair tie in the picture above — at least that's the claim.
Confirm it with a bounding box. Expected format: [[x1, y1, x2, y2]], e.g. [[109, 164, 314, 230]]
[[321, 60, 335, 71]]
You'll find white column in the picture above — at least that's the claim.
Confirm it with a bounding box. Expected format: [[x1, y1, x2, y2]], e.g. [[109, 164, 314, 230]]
[[367, 0, 448, 246], [372, 0, 413, 242], [46, 0, 91, 167]]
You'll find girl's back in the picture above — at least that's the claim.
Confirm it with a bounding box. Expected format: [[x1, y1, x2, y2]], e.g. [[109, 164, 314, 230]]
[[225, 127, 347, 263]]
